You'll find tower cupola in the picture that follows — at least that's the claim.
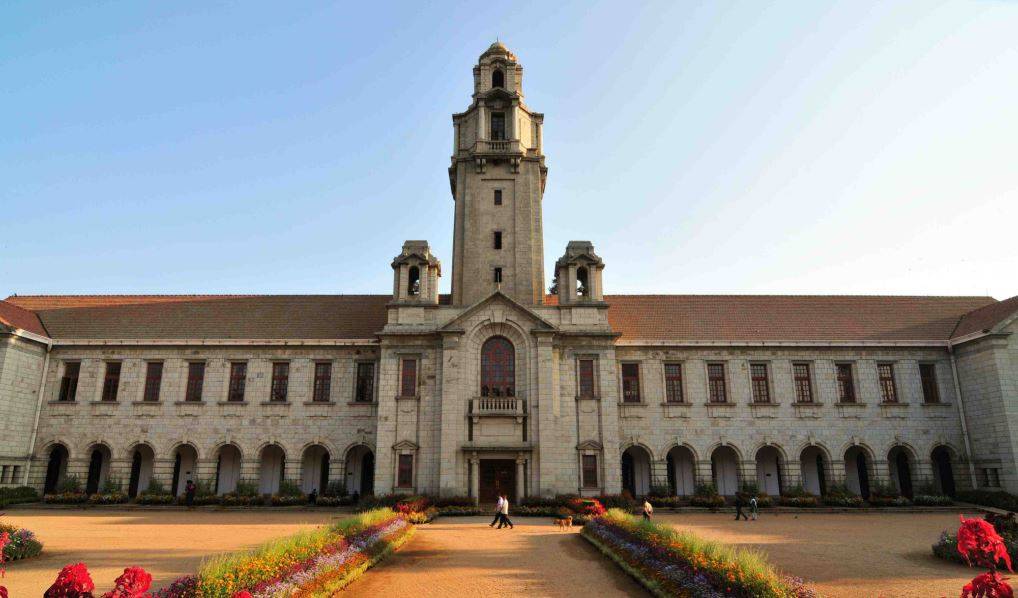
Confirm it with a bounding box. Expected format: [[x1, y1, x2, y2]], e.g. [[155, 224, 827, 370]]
[[391, 240, 441, 304]]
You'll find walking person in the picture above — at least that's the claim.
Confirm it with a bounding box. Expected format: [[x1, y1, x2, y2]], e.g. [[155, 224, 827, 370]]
[[642, 498, 654, 521], [749, 495, 759, 521], [184, 479, 196, 508], [490, 494, 505, 527], [734, 492, 748, 521], [497, 493, 514, 529]]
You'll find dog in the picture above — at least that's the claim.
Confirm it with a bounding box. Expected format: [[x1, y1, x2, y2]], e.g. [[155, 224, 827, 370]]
[[554, 516, 573, 529]]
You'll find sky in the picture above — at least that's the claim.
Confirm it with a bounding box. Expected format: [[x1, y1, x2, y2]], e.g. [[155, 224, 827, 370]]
[[2, 1, 1016, 300]]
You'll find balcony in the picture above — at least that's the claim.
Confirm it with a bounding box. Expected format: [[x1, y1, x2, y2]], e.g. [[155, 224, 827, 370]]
[[472, 139, 523, 156], [470, 396, 527, 418]]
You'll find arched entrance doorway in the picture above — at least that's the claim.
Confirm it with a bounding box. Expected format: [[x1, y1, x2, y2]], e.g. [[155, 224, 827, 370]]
[[127, 444, 155, 498], [931, 446, 957, 497], [85, 444, 111, 495], [215, 444, 242, 495], [844, 446, 872, 498], [171, 444, 199, 496], [259, 444, 286, 495], [888, 446, 916, 499], [711, 446, 739, 496], [301, 444, 330, 494], [345, 445, 374, 496], [44, 443, 69, 493], [756, 446, 784, 496], [800, 446, 828, 496], [621, 446, 651, 497], [667, 446, 696, 496]]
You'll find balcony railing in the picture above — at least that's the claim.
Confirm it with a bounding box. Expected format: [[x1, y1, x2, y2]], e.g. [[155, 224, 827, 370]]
[[472, 139, 523, 155], [470, 397, 527, 416]]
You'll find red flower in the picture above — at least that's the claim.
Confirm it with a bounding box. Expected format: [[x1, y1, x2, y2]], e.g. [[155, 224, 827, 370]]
[[959, 516, 1014, 572], [0, 530, 9, 577], [232, 591, 253, 598], [1, 585, 7, 598], [963, 571, 1015, 598], [45, 562, 96, 598], [100, 566, 152, 598]]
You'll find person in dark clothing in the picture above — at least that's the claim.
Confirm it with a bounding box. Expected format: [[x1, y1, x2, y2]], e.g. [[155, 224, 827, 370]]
[[734, 493, 748, 521], [309, 488, 318, 505], [184, 479, 196, 508]]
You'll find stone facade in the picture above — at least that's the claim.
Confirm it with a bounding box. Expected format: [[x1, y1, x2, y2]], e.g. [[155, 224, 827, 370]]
[[1, 43, 1016, 503]]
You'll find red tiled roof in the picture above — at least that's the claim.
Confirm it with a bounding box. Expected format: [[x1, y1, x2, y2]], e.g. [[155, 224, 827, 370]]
[[0, 300, 48, 336], [5, 295, 389, 340], [952, 295, 1018, 339], [603, 295, 996, 343], [4, 293, 1008, 344]]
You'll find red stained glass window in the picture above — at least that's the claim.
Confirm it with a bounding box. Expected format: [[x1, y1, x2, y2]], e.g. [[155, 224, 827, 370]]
[[400, 359, 417, 397], [578, 359, 595, 398], [481, 336, 514, 396]]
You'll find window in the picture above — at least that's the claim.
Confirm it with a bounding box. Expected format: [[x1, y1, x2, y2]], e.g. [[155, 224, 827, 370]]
[[397, 454, 414, 488], [101, 362, 121, 402], [582, 454, 599, 488], [490, 112, 506, 140], [143, 362, 163, 402], [919, 363, 940, 404], [493, 231, 502, 250], [312, 362, 331, 402], [400, 358, 418, 397], [878, 363, 898, 403], [707, 363, 727, 403], [59, 362, 80, 402], [493, 267, 502, 283], [578, 359, 596, 398], [836, 364, 856, 403], [576, 267, 589, 297], [407, 266, 421, 296], [793, 363, 813, 403], [982, 468, 1001, 488], [494, 189, 503, 205], [355, 362, 376, 403], [621, 363, 641, 403], [270, 362, 289, 402], [750, 363, 770, 403], [491, 68, 504, 88], [228, 362, 247, 402], [481, 336, 514, 396], [664, 363, 684, 403], [185, 362, 205, 402]]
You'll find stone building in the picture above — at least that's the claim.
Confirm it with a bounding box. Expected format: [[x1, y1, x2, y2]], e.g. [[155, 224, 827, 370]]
[[2, 43, 1017, 503]]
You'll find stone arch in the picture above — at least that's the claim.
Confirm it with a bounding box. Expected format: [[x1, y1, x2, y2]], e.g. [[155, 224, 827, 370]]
[[665, 443, 697, 496], [887, 443, 918, 499], [84, 442, 113, 495], [258, 443, 287, 495], [843, 443, 876, 498], [755, 444, 786, 496], [169, 442, 200, 496], [214, 442, 243, 495], [621, 444, 653, 497], [300, 444, 331, 494], [465, 320, 532, 399], [344, 443, 375, 496], [798, 443, 832, 496], [491, 68, 505, 88], [710, 444, 741, 496], [43, 441, 70, 494], [126, 441, 156, 498], [931, 444, 960, 497]]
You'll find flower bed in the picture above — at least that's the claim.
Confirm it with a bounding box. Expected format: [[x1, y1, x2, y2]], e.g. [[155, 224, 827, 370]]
[[582, 508, 816, 597], [0, 521, 43, 562], [934, 512, 1018, 566], [186, 508, 412, 597]]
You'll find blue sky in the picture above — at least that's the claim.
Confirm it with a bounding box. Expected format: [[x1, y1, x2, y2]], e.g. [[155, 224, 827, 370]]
[[2, 1, 1016, 299]]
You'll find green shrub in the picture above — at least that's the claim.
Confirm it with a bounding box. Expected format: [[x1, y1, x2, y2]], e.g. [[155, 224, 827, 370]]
[[739, 482, 760, 496], [87, 491, 128, 505], [144, 478, 166, 495], [956, 489, 1018, 512], [100, 477, 123, 493], [600, 493, 637, 511], [913, 494, 953, 506], [431, 495, 475, 507], [57, 475, 82, 493], [647, 485, 673, 498], [694, 483, 718, 497], [324, 480, 347, 497], [0, 486, 39, 507], [437, 505, 483, 516], [690, 494, 726, 509], [136, 493, 175, 505], [278, 480, 304, 497], [235, 480, 259, 497], [0, 521, 43, 561], [43, 491, 87, 504], [195, 478, 216, 497], [778, 495, 818, 507]]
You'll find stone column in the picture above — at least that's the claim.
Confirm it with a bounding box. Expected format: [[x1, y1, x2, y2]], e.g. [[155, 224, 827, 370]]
[[438, 332, 466, 496], [470, 454, 479, 504], [516, 456, 525, 501]]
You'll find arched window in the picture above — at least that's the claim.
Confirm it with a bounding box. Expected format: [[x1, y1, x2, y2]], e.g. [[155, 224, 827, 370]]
[[408, 266, 421, 296], [481, 336, 514, 396], [576, 267, 589, 297], [491, 69, 504, 88]]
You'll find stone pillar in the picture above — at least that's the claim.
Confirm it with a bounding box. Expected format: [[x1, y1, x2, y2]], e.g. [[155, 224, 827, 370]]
[[437, 332, 466, 496], [516, 456, 525, 502], [469, 454, 479, 504]]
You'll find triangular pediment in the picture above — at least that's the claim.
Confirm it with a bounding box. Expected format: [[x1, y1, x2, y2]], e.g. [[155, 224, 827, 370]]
[[393, 440, 419, 451], [577, 440, 603, 451], [439, 291, 556, 332]]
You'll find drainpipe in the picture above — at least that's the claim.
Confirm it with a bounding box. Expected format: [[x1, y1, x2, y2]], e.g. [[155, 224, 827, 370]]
[[948, 343, 979, 489], [22, 339, 53, 486]]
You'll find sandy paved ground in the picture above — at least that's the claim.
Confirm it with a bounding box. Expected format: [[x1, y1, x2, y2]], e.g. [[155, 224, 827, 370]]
[[345, 516, 648, 597], [1, 509, 342, 596], [657, 511, 981, 598]]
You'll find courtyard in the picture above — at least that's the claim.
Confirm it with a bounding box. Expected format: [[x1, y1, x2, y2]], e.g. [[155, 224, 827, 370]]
[[0, 508, 989, 596]]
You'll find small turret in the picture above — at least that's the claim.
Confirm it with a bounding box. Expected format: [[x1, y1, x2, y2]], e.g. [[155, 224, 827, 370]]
[[392, 241, 441, 304], [555, 241, 605, 304]]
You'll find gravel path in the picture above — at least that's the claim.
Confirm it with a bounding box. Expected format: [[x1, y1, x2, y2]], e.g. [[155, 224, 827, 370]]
[[1, 509, 342, 596], [345, 516, 648, 597], [656, 510, 981, 598]]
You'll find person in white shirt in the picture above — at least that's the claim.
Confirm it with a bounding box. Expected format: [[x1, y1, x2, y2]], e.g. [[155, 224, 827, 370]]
[[490, 495, 504, 527], [642, 499, 654, 521], [497, 493, 514, 529]]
